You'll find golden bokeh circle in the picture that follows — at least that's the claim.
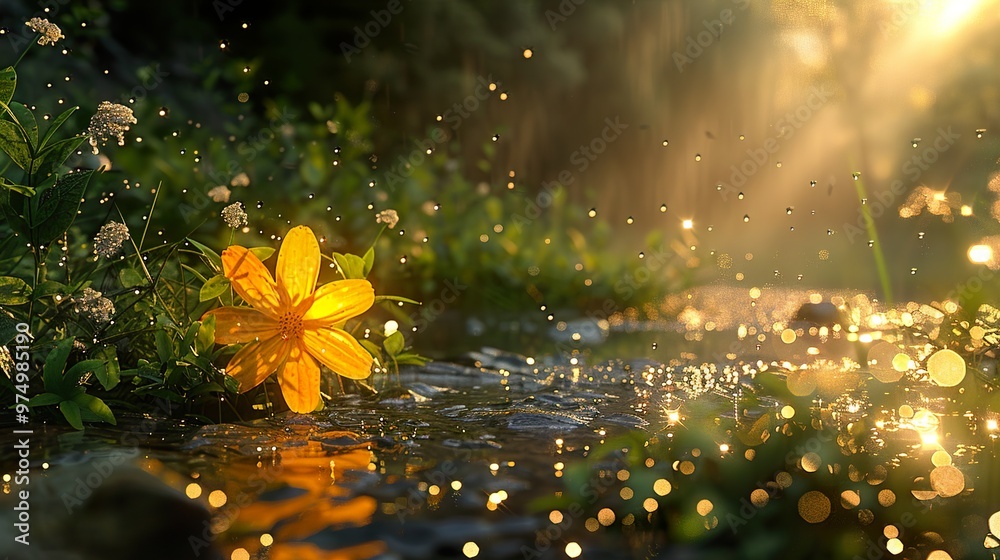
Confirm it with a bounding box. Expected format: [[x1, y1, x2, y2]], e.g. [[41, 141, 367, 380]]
[[750, 489, 770, 508], [929, 465, 965, 498], [798, 491, 831, 524], [926, 349, 966, 387]]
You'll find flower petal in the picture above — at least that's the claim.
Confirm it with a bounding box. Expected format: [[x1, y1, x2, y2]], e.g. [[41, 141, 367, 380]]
[[222, 245, 283, 318], [302, 279, 375, 325], [278, 342, 321, 413], [226, 335, 290, 392], [204, 307, 277, 344], [302, 327, 373, 380], [277, 225, 321, 308]]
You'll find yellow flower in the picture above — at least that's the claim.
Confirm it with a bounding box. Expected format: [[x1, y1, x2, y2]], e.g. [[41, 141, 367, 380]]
[[205, 225, 374, 413]]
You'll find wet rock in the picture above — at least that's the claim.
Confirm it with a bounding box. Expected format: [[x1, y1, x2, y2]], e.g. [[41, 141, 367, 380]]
[[600, 413, 649, 429], [442, 438, 502, 450], [547, 318, 609, 344], [794, 301, 842, 326], [0, 463, 216, 560], [507, 412, 588, 430]]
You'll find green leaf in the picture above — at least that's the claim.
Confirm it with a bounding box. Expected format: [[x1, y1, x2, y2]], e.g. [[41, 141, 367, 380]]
[[60, 400, 84, 430], [31, 135, 87, 182], [195, 315, 216, 355], [64, 359, 104, 388], [0, 176, 33, 196], [0, 120, 30, 170], [39, 105, 79, 148], [0, 185, 29, 237], [383, 331, 405, 355], [33, 169, 97, 245], [72, 393, 116, 425], [249, 246, 275, 261], [9, 102, 37, 150], [189, 382, 225, 397], [119, 267, 145, 288], [394, 352, 430, 366], [0, 67, 14, 107], [199, 274, 230, 302], [27, 392, 62, 407], [0, 276, 31, 305], [93, 346, 120, 390], [33, 280, 67, 299], [362, 246, 375, 277], [359, 338, 381, 358], [0, 311, 18, 345], [333, 252, 365, 279], [186, 237, 222, 273], [155, 329, 172, 363], [374, 294, 421, 306], [181, 321, 199, 352]]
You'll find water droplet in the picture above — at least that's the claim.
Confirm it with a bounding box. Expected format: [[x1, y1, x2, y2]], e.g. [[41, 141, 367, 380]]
[[911, 137, 921, 147], [661, 140, 669, 147], [809, 180, 817, 188], [492, 134, 500, 142], [786, 207, 793, 215], [695, 154, 702, 161], [638, 252, 645, 258], [626, 216, 634, 224], [743, 214, 750, 222], [976, 128, 986, 139], [738, 192, 744, 200], [738, 134, 745, 141], [588, 208, 597, 218], [852, 172, 861, 180], [256, 201, 264, 209], [660, 204, 668, 213]]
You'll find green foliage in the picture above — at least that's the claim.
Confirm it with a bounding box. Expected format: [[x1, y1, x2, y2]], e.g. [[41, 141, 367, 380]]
[[28, 338, 117, 429], [0, 39, 420, 429]]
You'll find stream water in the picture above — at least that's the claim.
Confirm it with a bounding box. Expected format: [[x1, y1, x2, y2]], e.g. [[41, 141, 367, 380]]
[[3, 288, 999, 559]]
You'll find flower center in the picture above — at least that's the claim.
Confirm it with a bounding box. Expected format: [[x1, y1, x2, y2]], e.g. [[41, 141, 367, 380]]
[[278, 311, 304, 340]]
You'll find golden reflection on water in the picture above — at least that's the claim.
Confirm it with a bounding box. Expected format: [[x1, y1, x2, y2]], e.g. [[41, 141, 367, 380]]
[[191, 432, 382, 560]]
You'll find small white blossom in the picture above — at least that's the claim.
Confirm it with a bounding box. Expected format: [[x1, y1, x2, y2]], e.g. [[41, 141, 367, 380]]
[[376, 209, 399, 228], [94, 221, 130, 258], [26, 18, 63, 46], [87, 102, 137, 154], [221, 202, 248, 228], [208, 185, 231, 203], [76, 288, 115, 324]]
